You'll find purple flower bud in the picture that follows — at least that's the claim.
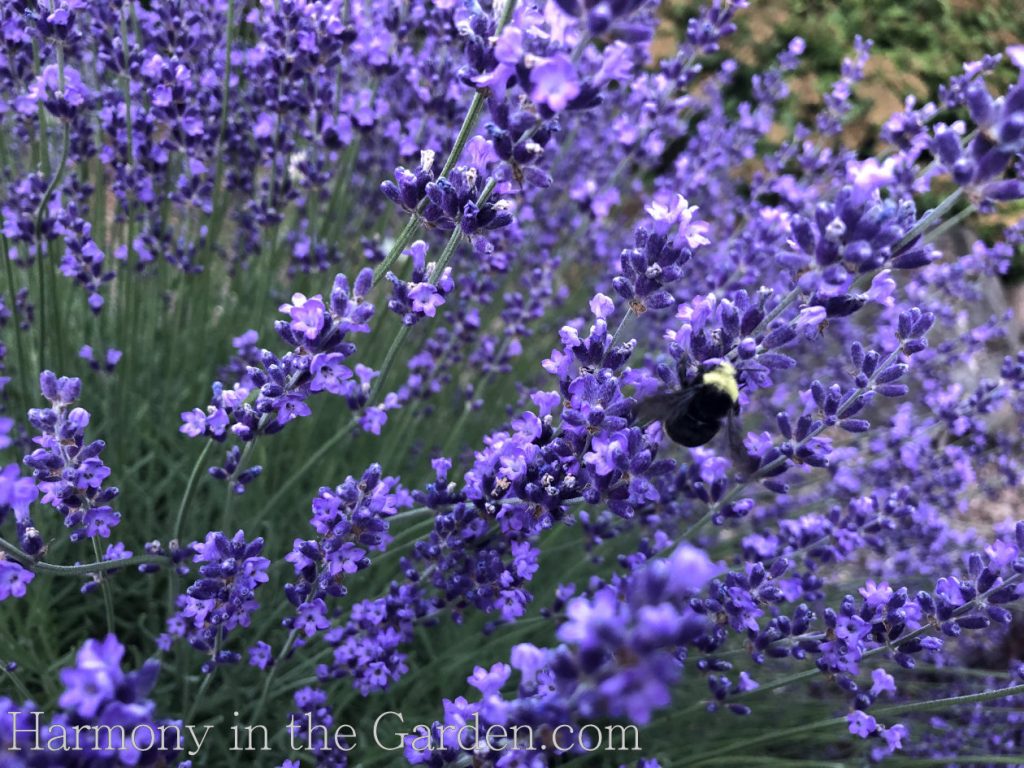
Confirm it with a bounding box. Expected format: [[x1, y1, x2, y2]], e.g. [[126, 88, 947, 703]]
[[839, 419, 870, 433], [876, 383, 909, 398], [965, 81, 996, 126], [932, 126, 962, 165], [763, 326, 797, 349], [984, 179, 1024, 202], [892, 247, 933, 269]]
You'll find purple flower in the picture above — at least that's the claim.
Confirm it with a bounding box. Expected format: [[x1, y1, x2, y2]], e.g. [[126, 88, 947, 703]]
[[279, 293, 327, 340], [870, 668, 897, 696], [59, 635, 124, 718], [310, 353, 353, 395], [645, 194, 712, 250], [0, 559, 34, 601], [276, 395, 313, 426], [407, 282, 445, 317], [249, 641, 273, 670], [584, 431, 630, 476], [530, 55, 580, 112], [881, 723, 908, 751], [467, 662, 511, 697], [283, 466, 407, 640], [295, 599, 331, 637], [847, 710, 878, 738], [858, 580, 893, 609]]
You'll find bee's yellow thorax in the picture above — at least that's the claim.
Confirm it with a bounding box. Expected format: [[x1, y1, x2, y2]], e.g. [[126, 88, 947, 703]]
[[702, 363, 739, 403]]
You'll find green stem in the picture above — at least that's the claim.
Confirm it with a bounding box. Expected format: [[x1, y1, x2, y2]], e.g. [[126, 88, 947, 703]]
[[429, 221, 469, 284], [369, 0, 517, 286], [33, 125, 70, 371], [250, 627, 299, 726], [184, 664, 219, 724], [1, 664, 32, 702], [894, 188, 963, 251], [216, 0, 236, 144], [891, 758, 1024, 766], [688, 683, 1024, 766], [91, 538, 116, 635], [873, 683, 1024, 718], [371, 214, 421, 285], [1, 236, 32, 411], [369, 324, 411, 400], [220, 482, 236, 532], [319, 137, 362, 241], [34, 129, 70, 237], [437, 93, 488, 181], [610, 308, 634, 346], [253, 419, 358, 523], [368, 194, 485, 401], [922, 202, 976, 245], [172, 439, 215, 544], [0, 537, 167, 575], [202, 0, 237, 262]]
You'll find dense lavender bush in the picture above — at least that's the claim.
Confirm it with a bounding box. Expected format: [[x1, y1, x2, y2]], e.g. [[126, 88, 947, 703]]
[[1, 0, 1024, 765]]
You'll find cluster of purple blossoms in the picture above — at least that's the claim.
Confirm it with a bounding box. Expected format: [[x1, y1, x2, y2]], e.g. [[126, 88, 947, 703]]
[[930, 79, 1024, 208], [279, 687, 350, 768], [22, 372, 118, 542], [163, 530, 270, 673], [0, 462, 39, 598], [180, 269, 376, 491], [0, 634, 180, 766], [320, 581, 423, 697], [401, 544, 721, 765], [385, 241, 455, 326], [54, 201, 114, 313], [283, 465, 410, 638], [382, 160, 514, 236], [611, 197, 707, 314]]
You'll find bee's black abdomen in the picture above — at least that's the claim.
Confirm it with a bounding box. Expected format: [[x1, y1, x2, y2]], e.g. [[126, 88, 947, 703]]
[[692, 385, 735, 420], [665, 412, 721, 446], [664, 384, 733, 447]]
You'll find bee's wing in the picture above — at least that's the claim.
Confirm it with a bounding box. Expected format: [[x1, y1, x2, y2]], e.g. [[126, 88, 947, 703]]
[[635, 388, 698, 427]]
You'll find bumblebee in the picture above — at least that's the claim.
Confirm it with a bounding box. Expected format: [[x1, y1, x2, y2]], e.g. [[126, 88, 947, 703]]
[[636, 361, 740, 447]]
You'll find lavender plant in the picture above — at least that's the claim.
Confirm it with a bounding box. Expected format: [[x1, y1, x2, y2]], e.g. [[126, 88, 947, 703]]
[[1, 0, 1024, 765]]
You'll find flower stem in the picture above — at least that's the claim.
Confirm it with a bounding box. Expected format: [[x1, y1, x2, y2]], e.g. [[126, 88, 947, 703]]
[[894, 188, 963, 251], [250, 627, 299, 726], [0, 536, 166, 575], [253, 419, 358, 523], [185, 664, 219, 724], [369, 0, 517, 286], [173, 439, 215, 544], [922, 202, 976, 244], [0, 663, 32, 702], [33, 124, 70, 370], [372, 214, 421, 284], [91, 538, 116, 635], [1, 235, 32, 413], [687, 682, 1024, 765]]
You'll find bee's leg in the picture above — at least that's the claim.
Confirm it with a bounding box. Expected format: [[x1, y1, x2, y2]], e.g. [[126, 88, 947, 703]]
[[675, 354, 693, 385], [726, 409, 758, 474]]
